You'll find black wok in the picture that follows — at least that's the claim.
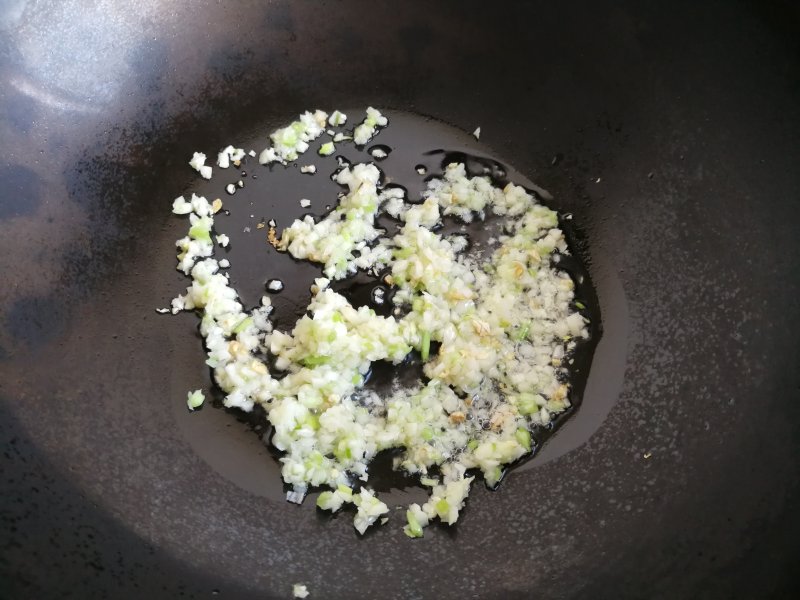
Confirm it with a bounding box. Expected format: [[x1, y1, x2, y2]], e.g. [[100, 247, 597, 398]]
[[2, 1, 800, 598]]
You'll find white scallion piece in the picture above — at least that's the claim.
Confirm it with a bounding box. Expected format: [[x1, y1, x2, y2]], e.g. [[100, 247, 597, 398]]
[[328, 110, 347, 126], [172, 195, 192, 215], [292, 584, 310, 598], [216, 146, 233, 168], [286, 488, 307, 504], [353, 107, 388, 145], [189, 153, 213, 179], [370, 147, 388, 159]]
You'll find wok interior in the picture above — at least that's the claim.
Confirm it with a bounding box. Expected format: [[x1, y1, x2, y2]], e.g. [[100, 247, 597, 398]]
[[1, 1, 799, 598]]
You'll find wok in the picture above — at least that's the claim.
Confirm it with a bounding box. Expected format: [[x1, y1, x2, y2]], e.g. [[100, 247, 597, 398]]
[[2, 1, 799, 598]]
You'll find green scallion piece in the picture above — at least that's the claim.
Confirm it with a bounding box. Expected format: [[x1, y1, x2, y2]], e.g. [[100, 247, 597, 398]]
[[186, 389, 205, 411], [420, 331, 431, 361], [232, 317, 253, 334]]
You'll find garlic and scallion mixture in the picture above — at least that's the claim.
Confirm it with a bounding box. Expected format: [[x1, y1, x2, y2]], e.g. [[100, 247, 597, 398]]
[[166, 107, 590, 538]]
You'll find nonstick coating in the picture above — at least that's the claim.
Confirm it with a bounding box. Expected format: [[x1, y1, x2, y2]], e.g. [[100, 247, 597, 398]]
[[2, 1, 799, 599]]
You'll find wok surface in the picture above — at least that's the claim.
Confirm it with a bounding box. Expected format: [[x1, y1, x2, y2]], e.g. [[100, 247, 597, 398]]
[[1, 1, 799, 598]]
